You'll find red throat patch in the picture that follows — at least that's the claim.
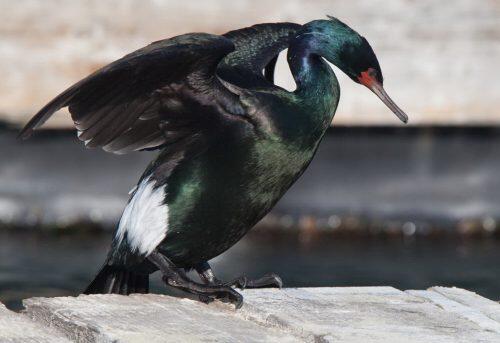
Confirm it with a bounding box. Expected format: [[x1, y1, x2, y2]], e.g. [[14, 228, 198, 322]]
[[357, 68, 377, 87]]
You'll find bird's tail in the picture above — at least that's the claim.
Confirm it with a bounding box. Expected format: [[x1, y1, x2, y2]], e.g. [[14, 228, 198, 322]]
[[84, 265, 149, 295]]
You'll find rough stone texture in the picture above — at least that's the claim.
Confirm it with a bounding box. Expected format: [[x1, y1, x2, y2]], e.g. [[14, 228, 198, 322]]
[[0, 302, 69, 343], [1, 0, 499, 126], [21, 287, 500, 343]]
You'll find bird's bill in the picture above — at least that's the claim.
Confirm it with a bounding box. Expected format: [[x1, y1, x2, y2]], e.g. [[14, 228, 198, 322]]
[[368, 82, 408, 124], [357, 69, 408, 124]]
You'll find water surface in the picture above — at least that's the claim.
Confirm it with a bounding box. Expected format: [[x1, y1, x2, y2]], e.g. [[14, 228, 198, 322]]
[[1, 230, 498, 310]]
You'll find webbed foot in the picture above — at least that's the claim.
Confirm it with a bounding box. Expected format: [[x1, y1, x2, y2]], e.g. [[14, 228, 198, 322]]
[[224, 273, 283, 289], [148, 251, 244, 309], [195, 261, 284, 290]]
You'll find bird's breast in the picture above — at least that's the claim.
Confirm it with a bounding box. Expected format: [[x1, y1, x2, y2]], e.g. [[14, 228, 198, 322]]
[[152, 125, 321, 266]]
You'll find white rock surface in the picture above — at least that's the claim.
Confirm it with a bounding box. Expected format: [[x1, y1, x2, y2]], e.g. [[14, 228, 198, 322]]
[[18, 287, 500, 343], [0, 302, 69, 343], [1, 0, 499, 126]]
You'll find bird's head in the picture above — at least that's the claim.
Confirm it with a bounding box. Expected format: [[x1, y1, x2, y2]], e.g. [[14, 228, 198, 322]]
[[299, 16, 408, 123]]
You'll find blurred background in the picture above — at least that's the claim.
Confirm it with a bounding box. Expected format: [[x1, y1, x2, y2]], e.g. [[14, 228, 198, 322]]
[[1, 0, 499, 310]]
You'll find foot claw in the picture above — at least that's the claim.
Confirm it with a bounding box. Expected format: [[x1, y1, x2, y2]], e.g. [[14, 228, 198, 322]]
[[152, 253, 245, 309], [217, 286, 244, 309], [267, 273, 283, 289], [235, 296, 243, 309], [226, 289, 244, 309]]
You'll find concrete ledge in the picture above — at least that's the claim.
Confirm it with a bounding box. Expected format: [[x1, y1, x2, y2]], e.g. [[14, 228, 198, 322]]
[[0, 287, 498, 342]]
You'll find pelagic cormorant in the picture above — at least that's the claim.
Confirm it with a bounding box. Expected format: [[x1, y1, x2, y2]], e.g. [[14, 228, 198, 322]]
[[19, 17, 408, 308]]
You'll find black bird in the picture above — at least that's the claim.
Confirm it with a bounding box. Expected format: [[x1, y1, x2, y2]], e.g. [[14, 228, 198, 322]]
[[19, 17, 408, 308]]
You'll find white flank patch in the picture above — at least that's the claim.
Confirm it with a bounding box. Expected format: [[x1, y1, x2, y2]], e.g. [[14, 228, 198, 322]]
[[115, 176, 169, 255]]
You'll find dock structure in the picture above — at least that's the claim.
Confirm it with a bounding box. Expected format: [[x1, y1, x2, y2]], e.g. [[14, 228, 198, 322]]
[[1, 287, 499, 342]]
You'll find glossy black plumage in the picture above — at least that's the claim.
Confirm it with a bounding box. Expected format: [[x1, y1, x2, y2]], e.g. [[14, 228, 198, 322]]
[[19, 33, 245, 154], [20, 18, 408, 306], [220, 23, 300, 87]]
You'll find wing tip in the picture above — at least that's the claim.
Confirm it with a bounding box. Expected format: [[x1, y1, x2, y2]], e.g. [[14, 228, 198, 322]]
[[17, 109, 58, 141], [17, 126, 34, 140], [17, 110, 48, 140], [17, 83, 78, 141]]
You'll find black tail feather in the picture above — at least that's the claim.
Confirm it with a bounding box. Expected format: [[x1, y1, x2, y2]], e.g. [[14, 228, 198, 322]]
[[84, 265, 149, 295]]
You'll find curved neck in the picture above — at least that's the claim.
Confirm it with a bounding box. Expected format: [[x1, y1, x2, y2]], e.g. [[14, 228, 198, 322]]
[[287, 35, 340, 112]]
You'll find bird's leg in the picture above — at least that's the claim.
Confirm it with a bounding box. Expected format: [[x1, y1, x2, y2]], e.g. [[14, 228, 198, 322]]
[[147, 251, 243, 309], [195, 261, 283, 290]]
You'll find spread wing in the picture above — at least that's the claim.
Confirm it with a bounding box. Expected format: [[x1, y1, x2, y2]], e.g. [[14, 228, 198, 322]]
[[19, 33, 244, 154], [219, 23, 301, 88]]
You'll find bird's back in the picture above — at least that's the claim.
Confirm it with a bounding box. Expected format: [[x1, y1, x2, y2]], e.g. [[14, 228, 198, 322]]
[[219, 22, 301, 89]]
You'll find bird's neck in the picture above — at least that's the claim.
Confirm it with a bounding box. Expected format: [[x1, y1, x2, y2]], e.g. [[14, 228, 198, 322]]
[[287, 37, 340, 117]]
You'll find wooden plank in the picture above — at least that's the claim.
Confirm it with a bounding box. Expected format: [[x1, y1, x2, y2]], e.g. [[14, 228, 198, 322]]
[[408, 287, 500, 334], [21, 287, 500, 343], [23, 294, 300, 343], [238, 287, 500, 342], [430, 286, 500, 323], [0, 302, 69, 343]]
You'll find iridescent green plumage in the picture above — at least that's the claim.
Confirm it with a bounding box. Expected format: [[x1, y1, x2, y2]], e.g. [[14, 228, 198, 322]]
[[20, 17, 407, 306]]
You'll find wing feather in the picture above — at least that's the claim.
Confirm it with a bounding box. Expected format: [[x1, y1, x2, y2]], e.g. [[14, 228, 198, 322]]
[[20, 24, 304, 154], [19, 33, 238, 154]]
